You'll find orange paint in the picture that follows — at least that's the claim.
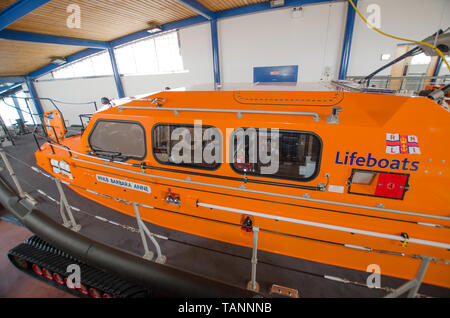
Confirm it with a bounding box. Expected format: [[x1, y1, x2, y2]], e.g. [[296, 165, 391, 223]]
[[42, 110, 66, 140], [35, 84, 450, 288]]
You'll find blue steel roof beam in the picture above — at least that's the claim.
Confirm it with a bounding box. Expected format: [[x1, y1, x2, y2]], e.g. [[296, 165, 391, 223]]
[[25, 77, 44, 115], [0, 0, 52, 31], [210, 19, 220, 85], [174, 0, 216, 20], [338, 0, 357, 80], [0, 30, 110, 49], [0, 76, 26, 84], [28, 48, 104, 79], [0, 83, 22, 95], [216, 0, 343, 19], [107, 45, 125, 98]]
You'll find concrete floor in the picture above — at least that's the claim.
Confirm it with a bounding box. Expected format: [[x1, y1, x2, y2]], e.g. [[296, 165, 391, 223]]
[[0, 134, 448, 298], [0, 210, 74, 298]]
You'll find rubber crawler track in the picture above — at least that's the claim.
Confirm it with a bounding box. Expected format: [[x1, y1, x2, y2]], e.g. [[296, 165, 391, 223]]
[[8, 236, 152, 298]]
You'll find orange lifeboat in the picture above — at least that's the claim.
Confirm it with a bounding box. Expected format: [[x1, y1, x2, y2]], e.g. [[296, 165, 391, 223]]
[[34, 82, 450, 289]]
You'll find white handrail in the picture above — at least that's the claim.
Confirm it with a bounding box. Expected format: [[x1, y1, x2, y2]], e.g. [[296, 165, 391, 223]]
[[197, 202, 450, 250]]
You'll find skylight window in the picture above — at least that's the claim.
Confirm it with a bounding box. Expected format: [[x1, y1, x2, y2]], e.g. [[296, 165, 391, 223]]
[[114, 31, 184, 75], [52, 51, 113, 79], [50, 31, 184, 79]]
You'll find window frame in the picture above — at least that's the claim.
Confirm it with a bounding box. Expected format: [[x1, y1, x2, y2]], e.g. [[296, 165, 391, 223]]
[[52, 51, 113, 80], [88, 119, 148, 161], [151, 123, 222, 171], [229, 128, 323, 183], [113, 31, 184, 76]]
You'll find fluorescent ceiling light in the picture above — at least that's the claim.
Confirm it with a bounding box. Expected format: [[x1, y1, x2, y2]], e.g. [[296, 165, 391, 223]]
[[380, 53, 391, 61], [147, 24, 162, 34], [270, 0, 285, 8], [51, 57, 67, 66]]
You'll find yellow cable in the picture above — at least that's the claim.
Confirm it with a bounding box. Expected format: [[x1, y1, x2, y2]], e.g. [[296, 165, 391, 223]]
[[347, 0, 450, 72]]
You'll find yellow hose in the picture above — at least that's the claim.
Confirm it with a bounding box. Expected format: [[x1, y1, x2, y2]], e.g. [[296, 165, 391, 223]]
[[347, 0, 450, 72]]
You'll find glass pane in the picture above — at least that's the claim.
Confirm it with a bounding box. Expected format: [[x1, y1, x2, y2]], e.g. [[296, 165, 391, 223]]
[[15, 91, 34, 125], [75, 58, 95, 77], [91, 52, 113, 76], [52, 51, 113, 79], [51, 31, 184, 79], [89, 121, 146, 159], [155, 32, 183, 73], [134, 39, 158, 74], [114, 31, 184, 75], [152, 124, 221, 170], [115, 45, 137, 75], [0, 97, 21, 126], [231, 129, 321, 181], [53, 65, 75, 79]]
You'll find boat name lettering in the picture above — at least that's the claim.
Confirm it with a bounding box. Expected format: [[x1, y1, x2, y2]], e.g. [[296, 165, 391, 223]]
[[96, 175, 151, 193]]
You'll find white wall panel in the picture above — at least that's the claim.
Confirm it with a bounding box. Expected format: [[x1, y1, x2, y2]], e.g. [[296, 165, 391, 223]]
[[218, 3, 347, 82]]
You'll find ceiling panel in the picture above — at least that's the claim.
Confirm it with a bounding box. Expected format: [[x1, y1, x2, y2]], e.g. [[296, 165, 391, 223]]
[[0, 39, 83, 76], [1, 0, 198, 42], [0, 0, 270, 77]]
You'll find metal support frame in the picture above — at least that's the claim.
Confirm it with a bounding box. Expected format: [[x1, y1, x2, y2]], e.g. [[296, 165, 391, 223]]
[[210, 19, 221, 85], [0, 77, 26, 85], [0, 29, 109, 49], [133, 203, 166, 264], [0, 116, 15, 147], [217, 0, 338, 19], [0, 83, 22, 95], [432, 57, 443, 83], [107, 46, 125, 99], [0, 0, 51, 31], [54, 179, 81, 232], [384, 256, 432, 298], [247, 226, 260, 292], [0, 149, 25, 198], [11, 96, 25, 123], [338, 0, 358, 80], [25, 78, 44, 115]]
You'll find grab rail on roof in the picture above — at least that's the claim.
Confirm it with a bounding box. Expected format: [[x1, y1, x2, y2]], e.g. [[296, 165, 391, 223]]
[[117, 105, 322, 121]]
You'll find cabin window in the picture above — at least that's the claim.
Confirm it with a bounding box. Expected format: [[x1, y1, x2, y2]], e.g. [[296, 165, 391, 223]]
[[152, 123, 221, 170], [230, 128, 322, 182], [88, 120, 146, 160]]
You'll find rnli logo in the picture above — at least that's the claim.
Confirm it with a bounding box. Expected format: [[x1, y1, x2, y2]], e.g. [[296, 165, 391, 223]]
[[386, 133, 420, 155]]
